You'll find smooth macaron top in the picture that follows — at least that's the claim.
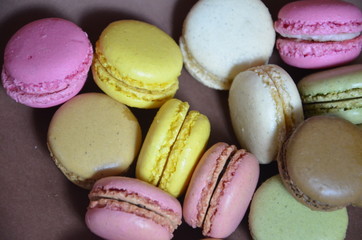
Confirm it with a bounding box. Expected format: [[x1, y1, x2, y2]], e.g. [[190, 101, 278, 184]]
[[297, 64, 362, 103], [47, 92, 142, 189], [3, 18, 92, 89], [96, 20, 182, 88], [278, 116, 362, 210], [275, 0, 362, 37], [183, 142, 259, 238], [249, 175, 348, 240], [180, 0, 275, 89]]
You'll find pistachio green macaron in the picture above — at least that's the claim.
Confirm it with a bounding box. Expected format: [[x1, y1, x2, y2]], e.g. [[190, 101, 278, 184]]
[[297, 64, 362, 124], [249, 175, 348, 240]]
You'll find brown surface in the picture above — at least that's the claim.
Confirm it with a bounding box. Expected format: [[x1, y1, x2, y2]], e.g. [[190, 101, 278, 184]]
[[0, 0, 361, 239]]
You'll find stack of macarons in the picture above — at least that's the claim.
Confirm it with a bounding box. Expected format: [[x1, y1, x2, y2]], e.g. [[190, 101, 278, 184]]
[[2, 0, 362, 239]]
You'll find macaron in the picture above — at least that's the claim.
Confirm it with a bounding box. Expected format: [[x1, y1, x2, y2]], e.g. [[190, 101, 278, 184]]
[[274, 0, 362, 69], [136, 98, 210, 197], [47, 93, 142, 189], [298, 64, 362, 124], [249, 175, 348, 240], [1, 18, 93, 108], [92, 20, 183, 109], [85, 176, 182, 240], [277, 115, 362, 211], [183, 142, 259, 238], [228, 64, 304, 164], [180, 0, 275, 90]]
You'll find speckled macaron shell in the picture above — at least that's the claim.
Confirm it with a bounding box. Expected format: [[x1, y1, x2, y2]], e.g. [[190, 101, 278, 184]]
[[249, 175, 348, 240], [298, 64, 362, 124], [229, 64, 304, 164], [180, 0, 275, 90], [47, 93, 142, 189], [278, 115, 362, 210]]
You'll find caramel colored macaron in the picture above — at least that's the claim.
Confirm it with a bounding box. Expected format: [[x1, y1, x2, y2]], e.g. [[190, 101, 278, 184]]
[[47, 93, 142, 189], [278, 115, 362, 210]]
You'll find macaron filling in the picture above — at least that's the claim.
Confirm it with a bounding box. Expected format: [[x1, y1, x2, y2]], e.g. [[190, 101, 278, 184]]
[[88, 187, 181, 233]]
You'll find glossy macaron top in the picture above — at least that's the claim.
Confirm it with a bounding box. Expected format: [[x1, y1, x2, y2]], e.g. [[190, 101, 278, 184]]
[[278, 116, 362, 210], [183, 142, 259, 238], [275, 0, 362, 37], [96, 20, 182, 88], [297, 64, 362, 103]]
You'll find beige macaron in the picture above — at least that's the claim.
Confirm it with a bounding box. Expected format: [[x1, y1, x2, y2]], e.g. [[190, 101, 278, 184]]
[[47, 92, 142, 189], [180, 0, 275, 90], [228, 64, 304, 164]]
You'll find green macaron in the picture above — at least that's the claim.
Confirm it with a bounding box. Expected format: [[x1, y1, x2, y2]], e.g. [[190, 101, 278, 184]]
[[249, 175, 348, 240], [297, 64, 362, 124]]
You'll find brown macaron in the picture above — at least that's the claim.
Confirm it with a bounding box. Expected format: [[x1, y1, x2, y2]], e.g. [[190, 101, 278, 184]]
[[277, 115, 362, 211]]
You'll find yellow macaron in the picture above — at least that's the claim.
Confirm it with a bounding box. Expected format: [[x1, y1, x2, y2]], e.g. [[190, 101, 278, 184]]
[[136, 98, 211, 197], [92, 20, 183, 109]]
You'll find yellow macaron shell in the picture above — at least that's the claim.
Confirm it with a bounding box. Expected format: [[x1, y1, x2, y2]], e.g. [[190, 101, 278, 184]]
[[159, 110, 211, 197], [136, 98, 190, 186], [136, 98, 211, 197], [93, 20, 183, 108], [47, 93, 142, 189]]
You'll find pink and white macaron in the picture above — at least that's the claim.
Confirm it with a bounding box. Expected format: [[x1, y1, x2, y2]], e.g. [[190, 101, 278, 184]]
[[85, 176, 182, 240], [274, 0, 362, 69], [2, 18, 93, 108], [183, 142, 260, 238]]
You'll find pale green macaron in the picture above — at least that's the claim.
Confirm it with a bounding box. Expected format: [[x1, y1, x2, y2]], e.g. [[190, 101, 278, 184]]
[[297, 64, 362, 124], [249, 175, 348, 240]]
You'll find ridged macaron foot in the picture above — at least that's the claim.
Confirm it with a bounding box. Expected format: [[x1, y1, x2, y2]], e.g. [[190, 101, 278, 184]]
[[92, 20, 183, 109], [274, 0, 362, 69], [277, 115, 362, 210], [136, 98, 210, 197], [228, 64, 304, 164], [249, 175, 348, 240], [180, 0, 275, 90], [297, 64, 362, 124], [1, 18, 93, 107], [183, 142, 260, 238], [47, 93, 142, 189], [85, 176, 182, 240]]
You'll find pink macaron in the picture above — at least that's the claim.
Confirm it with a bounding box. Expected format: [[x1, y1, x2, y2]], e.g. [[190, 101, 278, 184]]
[[183, 142, 260, 238], [2, 18, 93, 108], [274, 0, 362, 69], [85, 176, 182, 240]]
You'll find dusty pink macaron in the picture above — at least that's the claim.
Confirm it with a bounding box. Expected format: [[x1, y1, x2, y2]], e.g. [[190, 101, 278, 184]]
[[274, 0, 362, 69], [85, 176, 182, 240], [183, 142, 260, 238], [1, 18, 93, 108]]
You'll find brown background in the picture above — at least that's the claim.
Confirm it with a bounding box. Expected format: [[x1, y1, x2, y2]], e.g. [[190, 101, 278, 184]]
[[0, 0, 361, 239]]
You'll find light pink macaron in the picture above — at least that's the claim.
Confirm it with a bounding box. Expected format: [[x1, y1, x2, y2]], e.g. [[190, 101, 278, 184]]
[[183, 142, 260, 238], [85, 176, 182, 240], [2, 18, 93, 108], [274, 0, 362, 69]]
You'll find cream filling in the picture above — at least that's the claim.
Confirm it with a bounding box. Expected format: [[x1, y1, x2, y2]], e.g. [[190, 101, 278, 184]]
[[280, 32, 360, 42]]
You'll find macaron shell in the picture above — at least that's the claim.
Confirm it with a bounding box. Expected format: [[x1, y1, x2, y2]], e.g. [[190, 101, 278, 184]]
[[2, 18, 93, 107], [136, 99, 189, 186], [183, 143, 236, 228], [229, 64, 303, 164], [279, 116, 362, 210], [47, 93, 142, 189], [86, 207, 172, 240], [203, 150, 259, 238], [297, 64, 362, 103], [159, 110, 211, 197], [180, 0, 275, 90], [276, 36, 362, 69], [96, 20, 182, 87], [249, 175, 348, 240], [274, 0, 362, 36]]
